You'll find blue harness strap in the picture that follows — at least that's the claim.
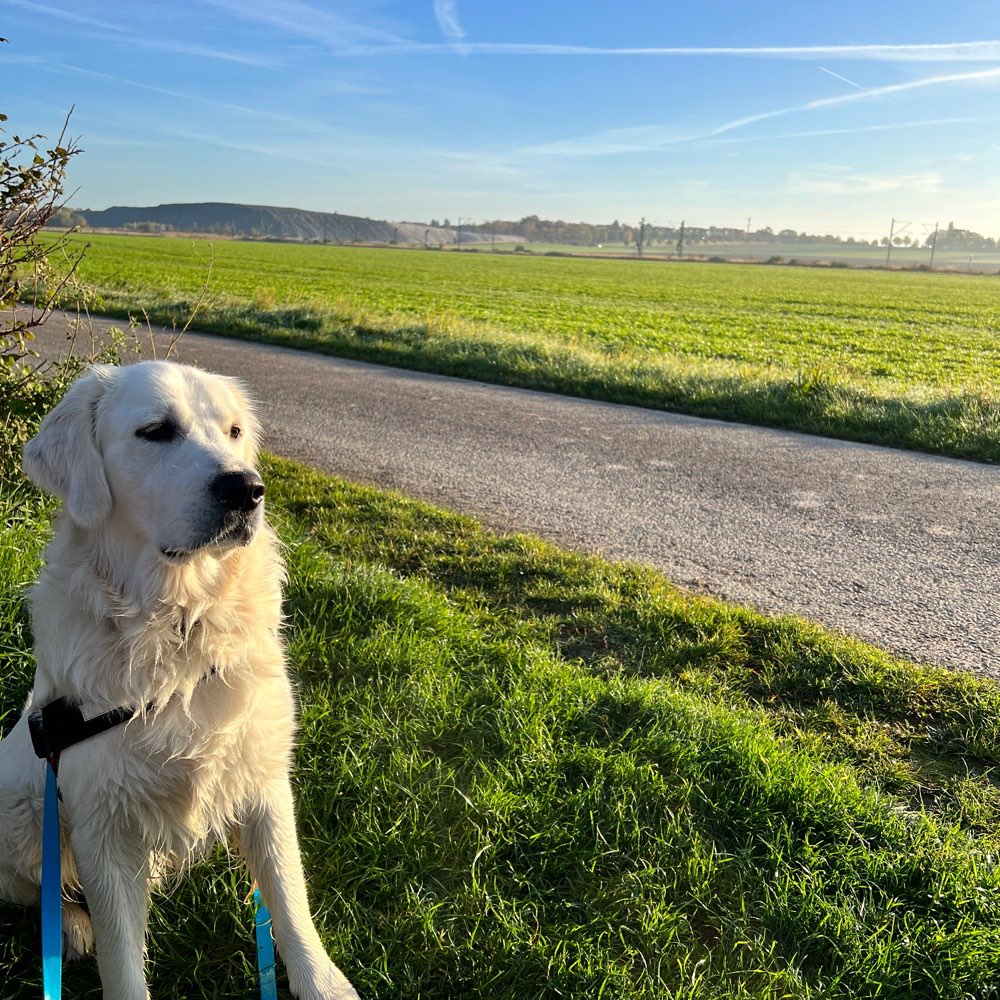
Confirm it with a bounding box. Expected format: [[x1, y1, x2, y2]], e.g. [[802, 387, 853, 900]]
[[41, 758, 62, 1000]]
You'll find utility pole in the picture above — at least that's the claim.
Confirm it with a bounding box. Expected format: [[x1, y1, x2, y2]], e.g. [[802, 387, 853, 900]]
[[746, 217, 751, 241], [675, 220, 685, 257], [928, 222, 939, 269], [636, 217, 645, 257], [885, 218, 913, 267], [456, 217, 464, 249], [491, 220, 496, 252]]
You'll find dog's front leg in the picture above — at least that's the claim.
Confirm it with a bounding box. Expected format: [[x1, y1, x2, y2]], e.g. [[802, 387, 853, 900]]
[[238, 779, 359, 1000], [69, 821, 151, 1000]]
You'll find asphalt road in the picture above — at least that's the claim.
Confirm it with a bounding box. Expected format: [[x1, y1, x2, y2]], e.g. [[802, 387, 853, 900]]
[[28, 313, 1000, 675]]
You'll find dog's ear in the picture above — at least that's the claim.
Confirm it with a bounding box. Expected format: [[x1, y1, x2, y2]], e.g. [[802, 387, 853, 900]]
[[23, 364, 115, 527]]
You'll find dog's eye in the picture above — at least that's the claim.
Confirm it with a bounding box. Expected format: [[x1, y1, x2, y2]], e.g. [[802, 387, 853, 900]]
[[229, 425, 242, 440], [136, 420, 178, 443]]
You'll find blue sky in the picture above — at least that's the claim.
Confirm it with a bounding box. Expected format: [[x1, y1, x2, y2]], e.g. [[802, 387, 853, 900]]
[[4, 0, 1000, 239]]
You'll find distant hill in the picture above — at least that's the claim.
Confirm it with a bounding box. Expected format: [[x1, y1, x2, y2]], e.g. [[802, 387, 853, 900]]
[[69, 202, 511, 246]]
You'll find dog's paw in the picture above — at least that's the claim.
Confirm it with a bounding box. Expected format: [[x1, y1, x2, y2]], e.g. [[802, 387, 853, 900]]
[[288, 960, 360, 1000], [62, 901, 95, 962]]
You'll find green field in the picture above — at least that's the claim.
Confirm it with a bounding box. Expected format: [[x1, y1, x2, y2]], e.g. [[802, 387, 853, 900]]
[[58, 233, 1000, 460]]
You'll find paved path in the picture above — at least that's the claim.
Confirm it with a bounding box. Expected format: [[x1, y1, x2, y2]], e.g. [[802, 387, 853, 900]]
[[30, 314, 1000, 674]]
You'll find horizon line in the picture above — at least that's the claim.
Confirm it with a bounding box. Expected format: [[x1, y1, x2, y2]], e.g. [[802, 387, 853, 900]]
[[63, 201, 988, 240]]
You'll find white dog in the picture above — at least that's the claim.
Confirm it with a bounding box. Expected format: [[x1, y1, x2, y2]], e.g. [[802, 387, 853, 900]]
[[1, 360, 359, 999]]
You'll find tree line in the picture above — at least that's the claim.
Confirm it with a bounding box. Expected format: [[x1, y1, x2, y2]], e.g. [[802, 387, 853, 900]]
[[459, 216, 1000, 250]]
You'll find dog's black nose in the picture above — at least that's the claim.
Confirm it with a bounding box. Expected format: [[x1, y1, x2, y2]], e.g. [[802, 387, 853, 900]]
[[212, 471, 265, 513]]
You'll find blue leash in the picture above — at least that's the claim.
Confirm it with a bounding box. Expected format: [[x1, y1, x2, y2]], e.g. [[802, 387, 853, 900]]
[[253, 887, 278, 1000], [39, 757, 280, 999], [41, 759, 62, 1000]]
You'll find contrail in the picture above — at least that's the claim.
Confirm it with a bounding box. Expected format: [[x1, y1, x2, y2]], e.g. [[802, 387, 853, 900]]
[[339, 39, 1000, 61], [818, 65, 865, 90]]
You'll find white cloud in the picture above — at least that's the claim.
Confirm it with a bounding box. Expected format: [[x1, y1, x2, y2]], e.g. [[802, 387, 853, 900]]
[[518, 124, 692, 158], [7, 0, 121, 32], [114, 36, 282, 67], [205, 0, 410, 50], [9, 0, 283, 67], [153, 126, 333, 166], [787, 168, 943, 195], [42, 62, 384, 141], [433, 0, 465, 44], [739, 117, 991, 142]]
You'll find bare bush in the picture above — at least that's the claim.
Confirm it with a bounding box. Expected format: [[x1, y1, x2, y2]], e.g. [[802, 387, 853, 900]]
[[0, 100, 86, 485], [1, 105, 84, 374]]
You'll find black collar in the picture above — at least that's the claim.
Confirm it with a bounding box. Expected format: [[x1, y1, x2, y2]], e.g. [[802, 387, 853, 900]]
[[27, 667, 218, 773], [29, 698, 137, 773]]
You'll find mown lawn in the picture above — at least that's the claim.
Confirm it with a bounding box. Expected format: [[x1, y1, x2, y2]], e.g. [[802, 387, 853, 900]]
[[4, 446, 1000, 998], [60, 234, 1000, 462]]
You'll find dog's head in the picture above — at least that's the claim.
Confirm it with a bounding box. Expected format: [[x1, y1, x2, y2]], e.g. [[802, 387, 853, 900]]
[[23, 361, 265, 562]]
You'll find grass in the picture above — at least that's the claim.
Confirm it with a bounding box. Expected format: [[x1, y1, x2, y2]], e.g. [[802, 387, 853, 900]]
[[60, 233, 1000, 462], [5, 437, 1000, 997]]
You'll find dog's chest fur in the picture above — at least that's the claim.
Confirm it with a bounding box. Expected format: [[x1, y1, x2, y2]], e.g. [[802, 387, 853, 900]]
[[31, 521, 295, 861]]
